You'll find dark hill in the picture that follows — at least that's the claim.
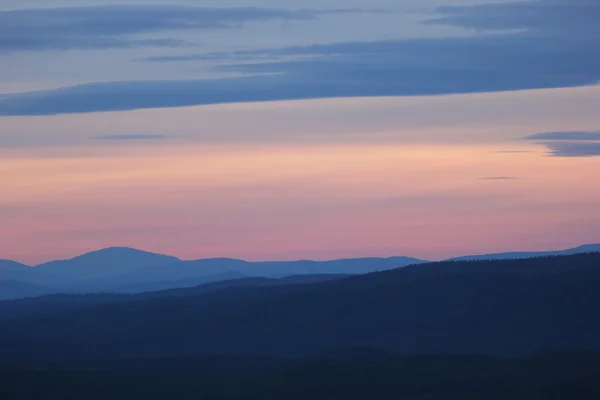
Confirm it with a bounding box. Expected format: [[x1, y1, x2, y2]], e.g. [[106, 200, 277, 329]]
[[447, 243, 600, 261], [34, 247, 181, 284], [0, 250, 423, 296], [0, 253, 599, 362], [91, 256, 423, 292], [0, 281, 54, 301], [0, 260, 54, 287], [0, 274, 350, 321]]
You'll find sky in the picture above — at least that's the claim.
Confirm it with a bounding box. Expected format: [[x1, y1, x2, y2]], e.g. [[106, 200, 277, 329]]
[[1, 0, 599, 264]]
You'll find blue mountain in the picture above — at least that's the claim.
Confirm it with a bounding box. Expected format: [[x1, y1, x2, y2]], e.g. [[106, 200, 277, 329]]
[[447, 244, 600, 261]]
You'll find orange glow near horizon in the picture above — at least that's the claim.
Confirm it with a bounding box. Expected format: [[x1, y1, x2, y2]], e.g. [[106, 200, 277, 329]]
[[1, 87, 600, 264]]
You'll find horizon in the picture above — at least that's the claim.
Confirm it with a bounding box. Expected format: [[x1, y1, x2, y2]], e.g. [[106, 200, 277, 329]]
[[4, 241, 599, 267]]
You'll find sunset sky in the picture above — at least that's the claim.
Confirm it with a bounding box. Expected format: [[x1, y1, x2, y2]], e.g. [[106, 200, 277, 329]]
[[1, 0, 599, 264]]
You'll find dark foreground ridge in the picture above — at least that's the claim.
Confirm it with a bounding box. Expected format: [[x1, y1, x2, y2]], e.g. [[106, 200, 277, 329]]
[[0, 274, 350, 321], [0, 253, 599, 363], [1, 351, 600, 399]]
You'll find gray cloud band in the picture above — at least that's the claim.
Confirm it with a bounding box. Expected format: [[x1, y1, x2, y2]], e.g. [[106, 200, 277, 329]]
[[0, 0, 598, 115]]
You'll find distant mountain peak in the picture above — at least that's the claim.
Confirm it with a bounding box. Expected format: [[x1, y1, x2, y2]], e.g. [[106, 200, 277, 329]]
[[36, 247, 181, 265], [447, 243, 600, 262], [2, 244, 597, 300], [0, 260, 31, 270], [32, 247, 181, 284], [571, 244, 600, 252], [76, 246, 179, 258]]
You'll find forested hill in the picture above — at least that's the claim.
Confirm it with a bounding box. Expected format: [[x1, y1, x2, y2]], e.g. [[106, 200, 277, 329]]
[[0, 253, 599, 363]]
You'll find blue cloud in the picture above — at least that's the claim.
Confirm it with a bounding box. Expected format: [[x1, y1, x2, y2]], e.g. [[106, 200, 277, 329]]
[[0, 5, 352, 53], [523, 130, 600, 157], [523, 131, 600, 141], [92, 134, 168, 141], [0, 0, 598, 115], [542, 142, 600, 157], [426, 0, 600, 39]]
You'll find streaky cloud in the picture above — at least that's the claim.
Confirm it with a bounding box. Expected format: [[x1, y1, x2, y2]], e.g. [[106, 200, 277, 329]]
[[492, 150, 533, 154], [523, 131, 600, 141], [426, 0, 600, 39], [0, 66, 592, 117], [0, 5, 356, 53], [1, 0, 599, 115], [93, 134, 168, 141], [542, 141, 600, 157], [522, 130, 600, 157]]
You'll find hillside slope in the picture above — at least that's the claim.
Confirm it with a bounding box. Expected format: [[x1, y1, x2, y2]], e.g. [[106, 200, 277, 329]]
[[0, 274, 350, 320], [448, 243, 600, 261], [0, 253, 598, 362]]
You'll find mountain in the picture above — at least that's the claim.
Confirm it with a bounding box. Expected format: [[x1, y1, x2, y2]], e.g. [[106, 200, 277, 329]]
[[0, 274, 350, 321], [95, 256, 425, 292], [83, 258, 251, 292], [109, 272, 351, 294], [0, 253, 598, 362], [0, 260, 30, 270], [0, 281, 54, 301], [448, 243, 600, 261], [33, 247, 181, 286], [133, 274, 351, 300], [106, 271, 248, 293], [0, 260, 62, 287], [0, 260, 31, 281], [4, 244, 598, 298], [0, 251, 424, 296]]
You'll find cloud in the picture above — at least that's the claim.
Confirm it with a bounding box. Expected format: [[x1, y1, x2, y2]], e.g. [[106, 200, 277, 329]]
[[492, 150, 533, 154], [481, 177, 519, 180], [0, 5, 351, 53], [523, 131, 600, 141], [92, 134, 168, 141], [426, 0, 600, 39], [1, 0, 599, 115], [523, 130, 600, 157], [542, 141, 600, 157]]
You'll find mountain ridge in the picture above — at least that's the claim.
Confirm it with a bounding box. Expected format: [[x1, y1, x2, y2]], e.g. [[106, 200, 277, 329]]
[[1, 248, 426, 298], [0, 273, 351, 321], [6, 242, 598, 270], [448, 243, 600, 261], [0, 260, 31, 269], [0, 253, 598, 362], [0, 280, 54, 301], [1, 243, 599, 300]]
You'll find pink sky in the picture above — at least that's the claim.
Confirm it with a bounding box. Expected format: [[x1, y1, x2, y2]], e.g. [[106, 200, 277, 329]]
[[1, 86, 600, 264]]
